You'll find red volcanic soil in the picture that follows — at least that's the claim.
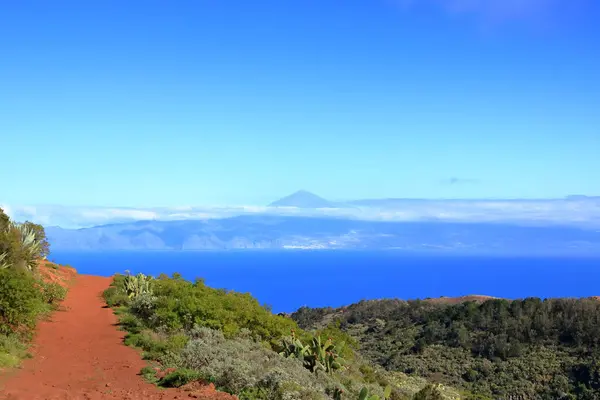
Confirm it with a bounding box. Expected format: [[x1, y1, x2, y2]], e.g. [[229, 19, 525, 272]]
[[36, 260, 77, 288], [0, 272, 235, 400]]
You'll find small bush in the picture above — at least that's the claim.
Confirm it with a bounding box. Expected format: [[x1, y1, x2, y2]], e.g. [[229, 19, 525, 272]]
[[144, 276, 298, 342], [124, 329, 189, 361], [0, 269, 46, 336], [0, 334, 30, 368], [239, 387, 270, 400], [130, 293, 157, 321], [118, 313, 144, 334], [157, 350, 184, 369], [413, 385, 444, 400], [124, 330, 168, 360], [141, 365, 160, 384], [180, 326, 331, 398], [103, 285, 130, 307], [40, 281, 67, 305], [159, 368, 201, 388]]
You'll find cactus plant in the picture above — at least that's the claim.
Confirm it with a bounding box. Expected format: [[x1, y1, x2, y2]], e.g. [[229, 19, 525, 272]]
[[383, 386, 392, 399], [304, 335, 344, 374], [357, 386, 392, 400], [332, 387, 344, 400], [279, 329, 310, 359], [122, 270, 154, 299], [279, 332, 345, 374], [359, 387, 374, 400]]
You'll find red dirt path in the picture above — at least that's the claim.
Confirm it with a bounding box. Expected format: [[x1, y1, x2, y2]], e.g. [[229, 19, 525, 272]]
[[0, 274, 233, 400]]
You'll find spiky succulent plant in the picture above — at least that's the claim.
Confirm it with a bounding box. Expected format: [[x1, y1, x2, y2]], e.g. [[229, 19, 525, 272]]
[[0, 252, 10, 269], [122, 270, 154, 299], [0, 223, 42, 271], [16, 224, 41, 271]]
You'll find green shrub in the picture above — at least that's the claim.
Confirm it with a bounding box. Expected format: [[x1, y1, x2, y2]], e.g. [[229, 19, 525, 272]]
[[104, 273, 424, 399], [0, 209, 68, 368], [0, 269, 46, 336], [118, 313, 144, 334], [0, 334, 30, 368], [124, 330, 168, 360], [124, 329, 189, 361], [159, 368, 201, 388], [103, 285, 130, 307], [239, 387, 271, 400], [412, 385, 443, 400], [129, 293, 157, 321], [180, 326, 331, 397], [40, 281, 67, 305], [144, 275, 298, 343], [360, 365, 378, 384], [141, 365, 160, 384]]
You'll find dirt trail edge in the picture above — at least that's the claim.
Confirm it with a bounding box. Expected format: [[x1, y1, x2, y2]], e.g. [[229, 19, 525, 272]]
[[0, 274, 226, 400]]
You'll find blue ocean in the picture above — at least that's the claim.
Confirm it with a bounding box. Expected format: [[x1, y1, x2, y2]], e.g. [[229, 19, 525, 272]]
[[50, 251, 600, 313]]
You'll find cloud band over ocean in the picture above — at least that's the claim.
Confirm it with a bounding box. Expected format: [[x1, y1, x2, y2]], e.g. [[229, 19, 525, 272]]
[[3, 197, 600, 229]]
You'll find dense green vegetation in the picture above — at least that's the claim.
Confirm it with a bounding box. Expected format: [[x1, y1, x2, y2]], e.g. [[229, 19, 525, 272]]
[[104, 272, 458, 399], [0, 207, 67, 368], [292, 297, 600, 400]]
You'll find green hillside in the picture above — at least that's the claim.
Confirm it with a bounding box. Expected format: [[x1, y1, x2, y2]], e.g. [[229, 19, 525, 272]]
[[292, 297, 600, 399]]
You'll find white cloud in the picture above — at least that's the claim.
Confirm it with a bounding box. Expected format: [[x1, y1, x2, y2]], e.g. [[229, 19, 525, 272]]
[[3, 197, 600, 229], [79, 208, 159, 221]]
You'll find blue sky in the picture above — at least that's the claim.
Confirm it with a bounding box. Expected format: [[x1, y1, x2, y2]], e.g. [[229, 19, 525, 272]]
[[2, 0, 599, 207]]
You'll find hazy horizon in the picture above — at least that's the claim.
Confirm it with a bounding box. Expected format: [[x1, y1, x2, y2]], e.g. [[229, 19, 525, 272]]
[[2, 189, 600, 229]]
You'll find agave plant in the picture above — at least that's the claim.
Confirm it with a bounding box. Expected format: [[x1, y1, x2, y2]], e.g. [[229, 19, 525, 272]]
[[1, 223, 42, 272], [122, 270, 154, 299], [17, 224, 41, 271], [0, 252, 11, 269]]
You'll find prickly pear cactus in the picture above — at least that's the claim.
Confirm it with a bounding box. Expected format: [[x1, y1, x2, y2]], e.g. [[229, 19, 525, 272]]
[[122, 270, 154, 299]]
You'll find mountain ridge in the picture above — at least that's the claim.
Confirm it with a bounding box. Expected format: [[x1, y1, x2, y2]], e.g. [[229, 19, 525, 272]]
[[45, 214, 600, 255]]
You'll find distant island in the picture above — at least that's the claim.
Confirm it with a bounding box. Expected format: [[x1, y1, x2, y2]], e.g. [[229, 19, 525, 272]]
[[40, 190, 600, 254], [268, 190, 338, 208], [8, 190, 600, 231], [45, 214, 600, 255]]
